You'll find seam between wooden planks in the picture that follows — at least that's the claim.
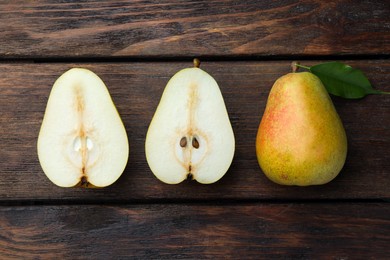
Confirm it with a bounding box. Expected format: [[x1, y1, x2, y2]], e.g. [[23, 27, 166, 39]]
[[0, 54, 389, 63], [0, 198, 387, 207]]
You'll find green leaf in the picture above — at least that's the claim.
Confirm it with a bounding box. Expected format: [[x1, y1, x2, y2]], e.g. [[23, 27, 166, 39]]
[[307, 62, 388, 99]]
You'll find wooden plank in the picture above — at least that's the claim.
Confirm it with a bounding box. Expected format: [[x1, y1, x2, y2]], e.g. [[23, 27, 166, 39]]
[[0, 0, 389, 58], [0, 60, 389, 201], [0, 203, 388, 258]]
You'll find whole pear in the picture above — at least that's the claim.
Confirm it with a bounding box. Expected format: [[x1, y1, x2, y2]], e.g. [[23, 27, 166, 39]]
[[256, 72, 347, 186]]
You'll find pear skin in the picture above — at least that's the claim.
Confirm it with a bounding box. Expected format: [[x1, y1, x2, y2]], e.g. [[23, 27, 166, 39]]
[[256, 72, 347, 186]]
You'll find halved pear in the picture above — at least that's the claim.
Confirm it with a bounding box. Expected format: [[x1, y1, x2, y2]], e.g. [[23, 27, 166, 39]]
[[37, 68, 129, 188], [145, 60, 235, 184]]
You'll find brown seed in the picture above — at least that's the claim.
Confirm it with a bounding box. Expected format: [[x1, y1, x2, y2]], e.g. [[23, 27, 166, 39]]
[[192, 137, 199, 149], [180, 137, 187, 147]]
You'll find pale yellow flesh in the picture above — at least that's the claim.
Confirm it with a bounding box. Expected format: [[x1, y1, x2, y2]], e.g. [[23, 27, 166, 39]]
[[145, 67, 235, 184], [256, 72, 347, 186], [37, 68, 129, 187]]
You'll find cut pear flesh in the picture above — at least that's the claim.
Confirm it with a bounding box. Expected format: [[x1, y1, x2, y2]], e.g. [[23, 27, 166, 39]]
[[145, 67, 235, 184], [37, 68, 129, 188]]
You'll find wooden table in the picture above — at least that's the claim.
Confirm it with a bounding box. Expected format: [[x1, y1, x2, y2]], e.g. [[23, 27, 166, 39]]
[[0, 1, 389, 258]]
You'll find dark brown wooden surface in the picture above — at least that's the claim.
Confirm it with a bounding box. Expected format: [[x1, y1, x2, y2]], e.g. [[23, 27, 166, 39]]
[[0, 0, 389, 258], [0, 0, 389, 58], [0, 61, 389, 202], [1, 203, 389, 259]]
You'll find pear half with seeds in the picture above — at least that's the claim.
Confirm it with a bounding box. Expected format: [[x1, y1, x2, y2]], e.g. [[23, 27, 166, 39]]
[[145, 59, 235, 184], [37, 68, 129, 188]]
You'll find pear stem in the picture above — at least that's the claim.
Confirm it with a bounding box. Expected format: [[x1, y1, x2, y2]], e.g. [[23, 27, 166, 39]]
[[193, 58, 201, 68], [291, 61, 300, 72]]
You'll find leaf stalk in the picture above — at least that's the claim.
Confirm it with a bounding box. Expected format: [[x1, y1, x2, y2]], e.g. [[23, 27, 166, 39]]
[[295, 64, 311, 70]]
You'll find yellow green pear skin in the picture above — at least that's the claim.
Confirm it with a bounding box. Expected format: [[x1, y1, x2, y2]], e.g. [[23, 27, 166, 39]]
[[256, 72, 347, 186]]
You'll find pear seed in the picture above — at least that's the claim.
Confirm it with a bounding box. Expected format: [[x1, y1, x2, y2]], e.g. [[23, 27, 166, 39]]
[[192, 137, 199, 149], [180, 137, 187, 147], [73, 137, 82, 152], [86, 137, 93, 150]]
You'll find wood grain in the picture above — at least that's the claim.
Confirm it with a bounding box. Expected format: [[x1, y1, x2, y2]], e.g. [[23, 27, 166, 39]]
[[0, 0, 389, 59], [0, 1, 388, 257], [0, 60, 388, 201], [0, 203, 388, 259]]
